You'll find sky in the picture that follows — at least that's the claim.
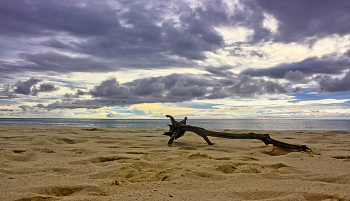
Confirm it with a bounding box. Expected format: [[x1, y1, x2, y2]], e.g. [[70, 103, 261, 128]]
[[1, 0, 350, 119]]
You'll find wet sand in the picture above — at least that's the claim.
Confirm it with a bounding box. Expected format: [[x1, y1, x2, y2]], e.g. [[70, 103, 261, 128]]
[[1, 125, 350, 201]]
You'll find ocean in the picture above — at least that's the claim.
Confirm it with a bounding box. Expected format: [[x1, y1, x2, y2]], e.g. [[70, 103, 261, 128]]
[[0, 118, 350, 130]]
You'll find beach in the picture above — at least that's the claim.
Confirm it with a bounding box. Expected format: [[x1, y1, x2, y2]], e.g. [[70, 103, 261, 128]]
[[1, 125, 350, 201]]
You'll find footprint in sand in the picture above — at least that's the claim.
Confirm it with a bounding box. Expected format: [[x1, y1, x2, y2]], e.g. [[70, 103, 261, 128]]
[[36, 185, 106, 197], [60, 138, 77, 144], [188, 152, 212, 159], [46, 137, 83, 145], [240, 156, 259, 161], [69, 155, 131, 165], [126, 151, 148, 155], [82, 128, 105, 131], [179, 146, 197, 150], [215, 157, 232, 160], [34, 148, 55, 153], [234, 163, 262, 173], [95, 140, 119, 144], [111, 161, 172, 183], [216, 164, 237, 174], [69, 148, 92, 155], [205, 148, 234, 153], [303, 193, 346, 201], [192, 171, 213, 178], [235, 190, 289, 200], [4, 151, 36, 162], [216, 162, 289, 174], [333, 156, 350, 160], [260, 147, 291, 156], [14, 195, 55, 201], [12, 149, 26, 153]]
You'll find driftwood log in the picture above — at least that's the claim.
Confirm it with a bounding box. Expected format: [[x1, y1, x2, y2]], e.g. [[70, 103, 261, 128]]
[[163, 115, 310, 151]]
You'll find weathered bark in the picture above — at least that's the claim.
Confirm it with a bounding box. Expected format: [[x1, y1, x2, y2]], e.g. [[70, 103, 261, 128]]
[[163, 115, 310, 151]]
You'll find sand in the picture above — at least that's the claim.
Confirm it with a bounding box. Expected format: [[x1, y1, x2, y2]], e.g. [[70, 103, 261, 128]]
[[0, 125, 350, 201]]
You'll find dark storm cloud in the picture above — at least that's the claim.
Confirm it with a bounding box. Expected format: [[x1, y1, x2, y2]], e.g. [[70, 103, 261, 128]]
[[126, 77, 165, 96], [74, 3, 225, 63], [254, 0, 350, 43], [0, 77, 60, 98], [0, 0, 228, 74], [87, 74, 213, 103], [14, 77, 41, 95], [229, 0, 273, 43], [37, 73, 296, 110], [14, 52, 112, 73], [31, 83, 59, 96], [0, 0, 120, 37], [63, 89, 88, 99], [90, 78, 131, 98], [345, 49, 350, 57], [241, 54, 350, 79], [38, 83, 59, 92], [1, 0, 349, 75], [315, 70, 350, 93], [36, 100, 103, 111], [229, 75, 289, 96], [1, 52, 114, 74], [123, 72, 291, 99]]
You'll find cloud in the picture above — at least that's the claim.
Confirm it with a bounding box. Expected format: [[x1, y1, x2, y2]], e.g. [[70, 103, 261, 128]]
[[0, 0, 120, 37], [2, 0, 349, 77], [284, 70, 308, 84], [1, 77, 59, 98], [205, 66, 236, 78], [315, 70, 350, 92], [19, 105, 29, 111], [345, 49, 350, 57], [2, 52, 114, 74], [253, 0, 350, 43], [64, 89, 87, 99], [127, 77, 166, 96], [227, 75, 290, 97], [0, 0, 227, 74], [241, 54, 350, 78], [36, 73, 297, 110], [14, 77, 41, 95], [106, 113, 115, 118], [31, 83, 59, 96], [0, 84, 13, 99], [90, 78, 131, 98], [0, 108, 14, 112]]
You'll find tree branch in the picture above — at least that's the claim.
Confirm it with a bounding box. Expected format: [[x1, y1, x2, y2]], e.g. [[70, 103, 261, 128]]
[[163, 115, 310, 151]]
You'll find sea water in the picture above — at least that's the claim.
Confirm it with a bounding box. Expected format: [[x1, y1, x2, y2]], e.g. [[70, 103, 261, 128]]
[[1, 118, 350, 130]]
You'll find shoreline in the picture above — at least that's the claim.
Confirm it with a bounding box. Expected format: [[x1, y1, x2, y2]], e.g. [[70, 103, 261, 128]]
[[1, 125, 350, 200], [1, 118, 350, 131]]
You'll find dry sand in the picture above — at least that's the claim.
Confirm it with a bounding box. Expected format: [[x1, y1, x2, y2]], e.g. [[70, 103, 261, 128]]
[[0, 125, 350, 201]]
